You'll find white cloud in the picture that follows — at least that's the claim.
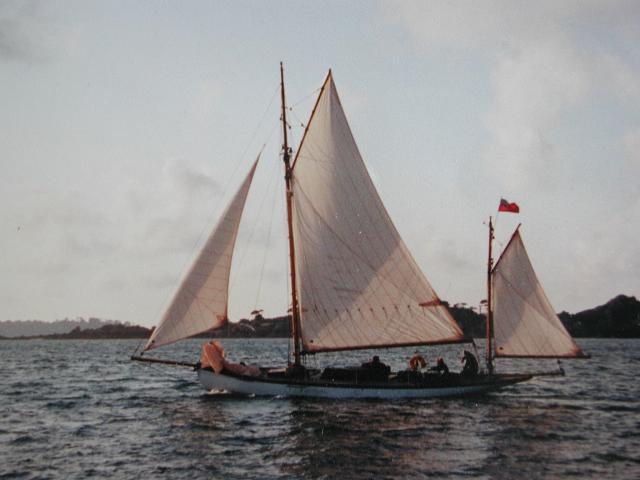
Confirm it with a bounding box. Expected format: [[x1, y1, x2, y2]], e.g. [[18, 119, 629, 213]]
[[622, 126, 640, 169], [0, 1, 43, 62], [598, 53, 640, 103], [483, 35, 590, 190], [385, 1, 640, 192], [384, 1, 640, 53], [119, 157, 223, 261], [383, 0, 640, 311]]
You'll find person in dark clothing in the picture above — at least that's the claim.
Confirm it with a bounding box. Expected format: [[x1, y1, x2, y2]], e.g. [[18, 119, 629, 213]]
[[431, 357, 449, 375], [361, 355, 390, 381], [362, 355, 382, 368], [461, 350, 478, 377]]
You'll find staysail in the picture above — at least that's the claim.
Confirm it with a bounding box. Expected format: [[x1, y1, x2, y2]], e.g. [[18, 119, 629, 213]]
[[144, 159, 259, 351], [291, 72, 464, 353], [491, 229, 584, 358]]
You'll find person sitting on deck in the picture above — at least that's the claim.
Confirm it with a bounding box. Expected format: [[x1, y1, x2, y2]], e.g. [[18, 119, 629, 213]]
[[461, 350, 479, 377], [409, 352, 427, 372], [362, 355, 385, 369], [430, 357, 449, 375], [361, 355, 390, 381]]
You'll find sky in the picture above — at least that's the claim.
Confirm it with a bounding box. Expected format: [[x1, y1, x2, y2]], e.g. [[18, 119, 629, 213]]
[[1, 1, 639, 327]]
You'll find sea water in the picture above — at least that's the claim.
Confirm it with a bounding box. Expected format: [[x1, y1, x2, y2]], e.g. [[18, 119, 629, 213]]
[[1, 338, 639, 479]]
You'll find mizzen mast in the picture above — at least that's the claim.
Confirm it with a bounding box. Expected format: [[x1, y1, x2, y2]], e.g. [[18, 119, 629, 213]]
[[486, 216, 495, 375], [280, 62, 302, 367]]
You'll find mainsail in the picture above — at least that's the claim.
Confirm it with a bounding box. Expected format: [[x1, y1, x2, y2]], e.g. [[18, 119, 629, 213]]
[[145, 159, 259, 351], [491, 229, 584, 358], [291, 72, 464, 353]]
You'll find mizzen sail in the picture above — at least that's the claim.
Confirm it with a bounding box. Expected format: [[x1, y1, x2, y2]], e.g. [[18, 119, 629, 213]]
[[491, 229, 584, 358], [144, 159, 259, 351], [291, 72, 464, 353]]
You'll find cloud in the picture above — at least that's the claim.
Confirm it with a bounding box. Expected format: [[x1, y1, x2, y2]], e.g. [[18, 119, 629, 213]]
[[567, 194, 640, 301], [598, 53, 640, 103], [386, 2, 640, 191], [0, 1, 46, 62], [382, 1, 640, 310], [14, 191, 120, 276], [384, 1, 640, 53], [622, 126, 640, 169], [119, 157, 224, 262], [4, 156, 224, 296], [162, 159, 221, 198], [483, 35, 590, 190]]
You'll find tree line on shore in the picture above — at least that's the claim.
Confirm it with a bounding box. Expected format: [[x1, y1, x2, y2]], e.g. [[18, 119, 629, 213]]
[[1, 294, 638, 340]]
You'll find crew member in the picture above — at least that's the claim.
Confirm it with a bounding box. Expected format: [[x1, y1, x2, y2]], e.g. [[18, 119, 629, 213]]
[[431, 357, 449, 375], [461, 350, 479, 377], [362, 355, 390, 381]]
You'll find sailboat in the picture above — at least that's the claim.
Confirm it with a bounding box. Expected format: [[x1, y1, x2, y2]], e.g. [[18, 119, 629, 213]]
[[131, 64, 586, 398]]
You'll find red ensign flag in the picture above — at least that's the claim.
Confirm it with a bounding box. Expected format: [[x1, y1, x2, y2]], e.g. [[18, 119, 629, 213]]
[[498, 198, 519, 213]]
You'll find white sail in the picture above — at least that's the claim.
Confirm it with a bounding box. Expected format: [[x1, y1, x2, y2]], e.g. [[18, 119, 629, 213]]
[[144, 159, 259, 351], [291, 72, 464, 353], [491, 229, 584, 358]]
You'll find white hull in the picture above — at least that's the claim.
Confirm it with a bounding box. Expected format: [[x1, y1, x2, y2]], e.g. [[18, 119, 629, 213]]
[[197, 369, 529, 399]]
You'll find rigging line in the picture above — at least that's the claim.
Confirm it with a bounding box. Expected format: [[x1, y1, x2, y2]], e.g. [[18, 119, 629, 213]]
[[253, 155, 281, 310], [237, 84, 281, 163], [137, 358, 192, 382], [290, 87, 322, 109], [131, 336, 146, 357], [289, 109, 307, 129], [148, 85, 280, 333], [493, 211, 515, 251], [228, 147, 280, 300]]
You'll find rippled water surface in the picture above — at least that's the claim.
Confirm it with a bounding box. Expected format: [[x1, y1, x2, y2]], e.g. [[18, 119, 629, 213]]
[[1, 338, 639, 479]]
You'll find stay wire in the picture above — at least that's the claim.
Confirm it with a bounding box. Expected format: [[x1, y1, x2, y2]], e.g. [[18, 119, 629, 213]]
[[253, 156, 282, 310], [137, 359, 191, 382], [289, 109, 307, 130], [148, 84, 280, 341], [228, 138, 280, 300], [131, 337, 146, 357], [290, 87, 321, 110], [237, 84, 281, 163]]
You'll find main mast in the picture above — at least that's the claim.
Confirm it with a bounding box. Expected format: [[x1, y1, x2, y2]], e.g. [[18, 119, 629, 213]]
[[280, 62, 302, 367], [486, 216, 495, 375]]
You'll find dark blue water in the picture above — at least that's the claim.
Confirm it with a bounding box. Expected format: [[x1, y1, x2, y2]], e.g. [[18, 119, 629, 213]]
[[1, 338, 639, 479]]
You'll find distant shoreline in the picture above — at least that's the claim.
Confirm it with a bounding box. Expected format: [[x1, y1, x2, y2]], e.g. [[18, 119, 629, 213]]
[[2, 294, 638, 340], [2, 335, 640, 341]]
